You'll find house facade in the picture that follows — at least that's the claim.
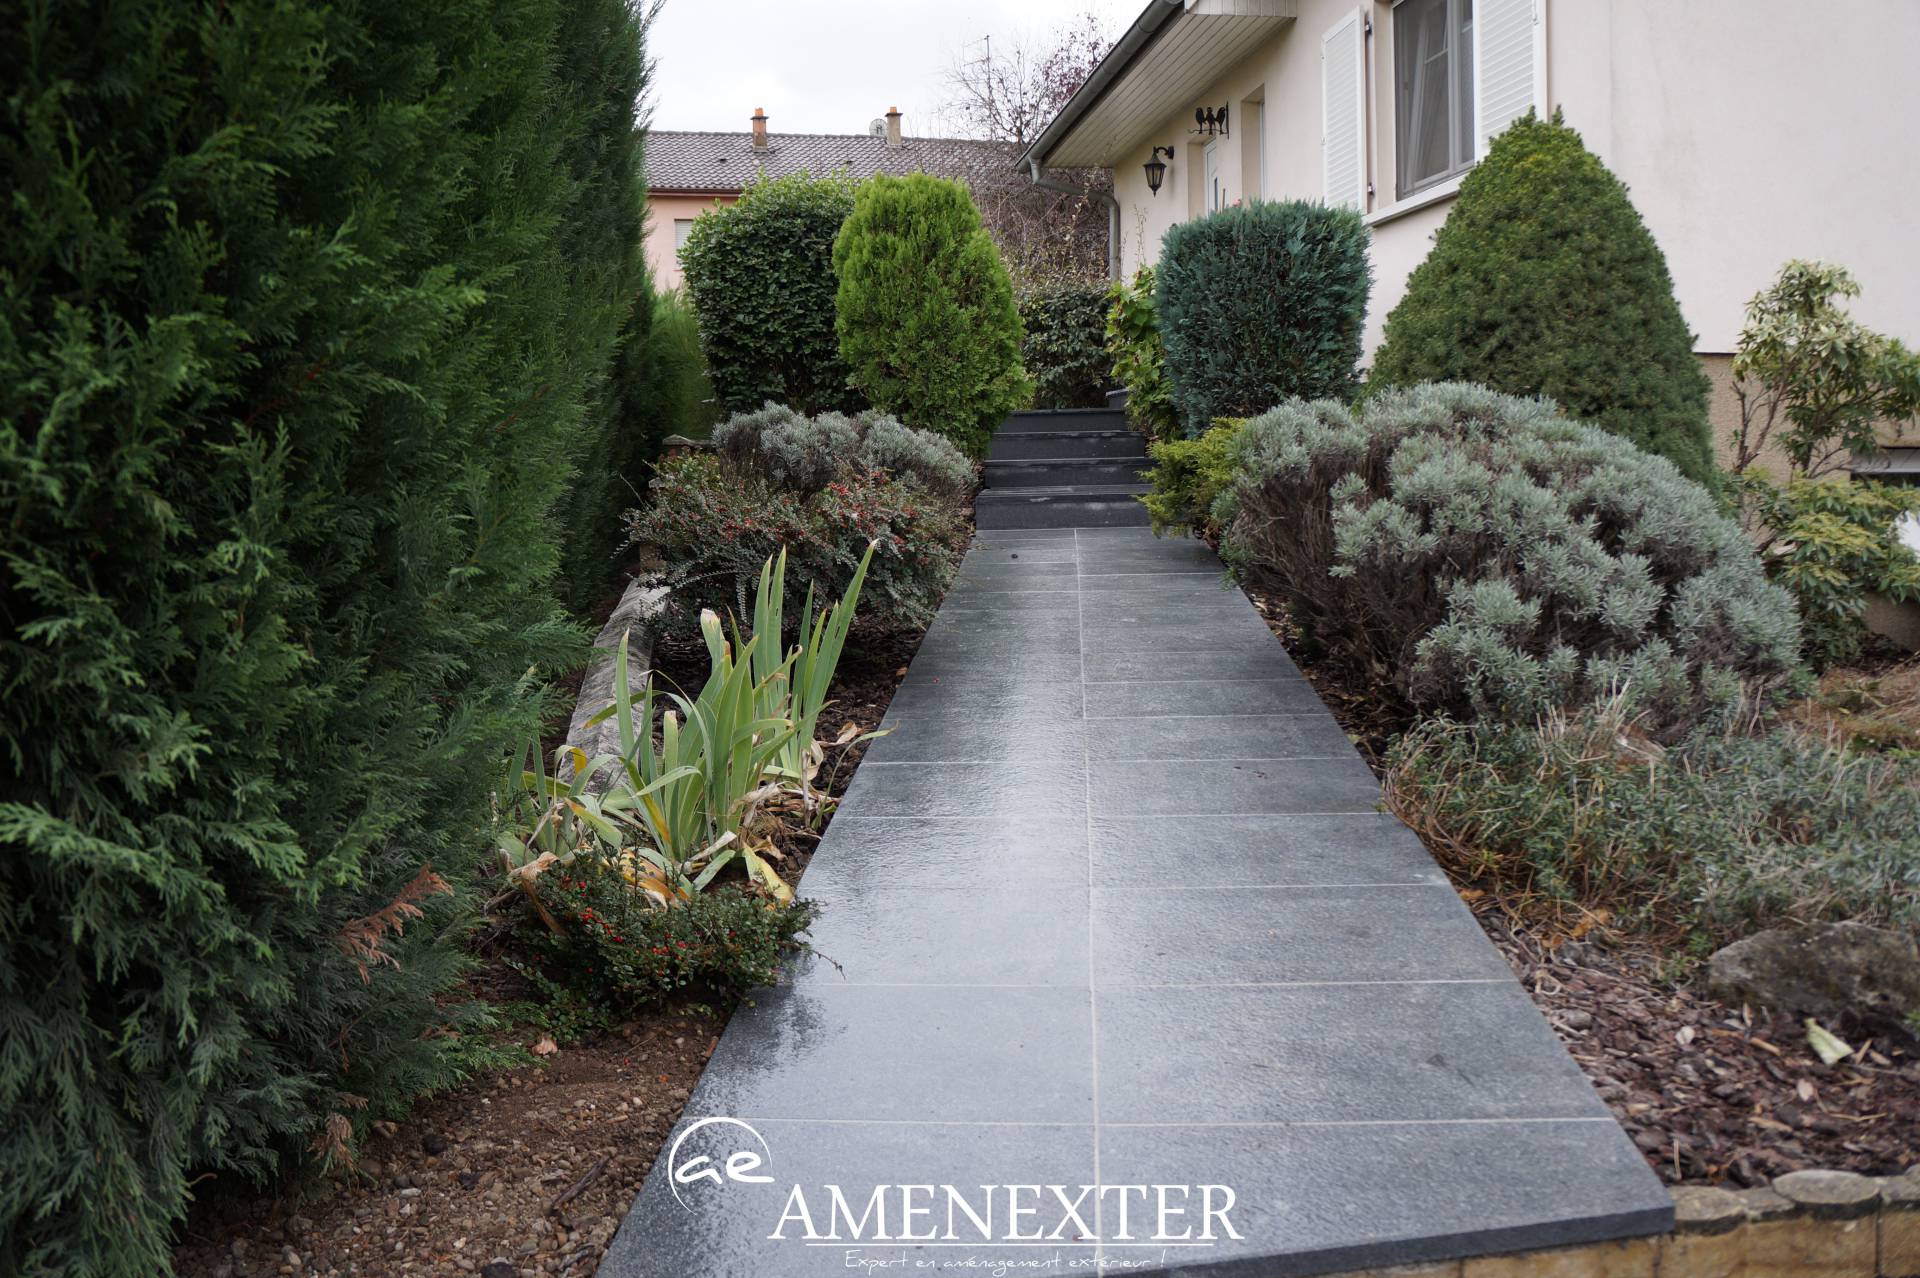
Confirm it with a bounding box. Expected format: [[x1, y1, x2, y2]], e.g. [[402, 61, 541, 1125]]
[[646, 109, 1110, 289], [1020, 0, 1920, 462]]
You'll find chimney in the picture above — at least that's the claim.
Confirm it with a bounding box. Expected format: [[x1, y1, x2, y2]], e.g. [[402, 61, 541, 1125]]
[[884, 106, 902, 150], [751, 107, 769, 151]]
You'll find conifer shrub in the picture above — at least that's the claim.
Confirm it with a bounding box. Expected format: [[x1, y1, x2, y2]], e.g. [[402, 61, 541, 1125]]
[[1222, 384, 1803, 735], [1019, 284, 1111, 409], [1141, 420, 1245, 537], [1, 1, 649, 1270], [833, 174, 1031, 457], [620, 287, 721, 447], [681, 172, 859, 415], [1370, 113, 1717, 484], [1157, 200, 1370, 435]]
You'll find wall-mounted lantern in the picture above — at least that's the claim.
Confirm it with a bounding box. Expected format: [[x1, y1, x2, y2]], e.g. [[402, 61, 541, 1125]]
[[1192, 105, 1228, 136], [1144, 145, 1175, 196]]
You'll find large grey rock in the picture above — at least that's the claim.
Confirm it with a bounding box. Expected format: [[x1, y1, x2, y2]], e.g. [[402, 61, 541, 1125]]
[[1706, 921, 1920, 1021]]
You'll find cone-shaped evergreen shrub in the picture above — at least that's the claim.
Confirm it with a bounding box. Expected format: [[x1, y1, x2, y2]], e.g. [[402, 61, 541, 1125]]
[[0, 1, 650, 1270], [682, 172, 858, 416], [1157, 199, 1371, 435], [1223, 384, 1802, 736], [833, 174, 1030, 458], [1370, 113, 1717, 484]]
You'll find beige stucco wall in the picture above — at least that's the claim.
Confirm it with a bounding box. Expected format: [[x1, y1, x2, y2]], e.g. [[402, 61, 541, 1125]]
[[642, 192, 734, 290], [1108, 0, 1920, 366]]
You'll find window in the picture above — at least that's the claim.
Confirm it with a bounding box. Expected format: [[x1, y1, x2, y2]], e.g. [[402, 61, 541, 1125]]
[[1394, 0, 1474, 198], [673, 218, 695, 250]]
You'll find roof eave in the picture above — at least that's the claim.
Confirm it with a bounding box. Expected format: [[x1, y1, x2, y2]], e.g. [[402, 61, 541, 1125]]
[[1019, 0, 1186, 172]]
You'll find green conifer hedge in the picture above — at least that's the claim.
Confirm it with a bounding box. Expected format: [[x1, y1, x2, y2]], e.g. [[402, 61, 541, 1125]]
[[682, 172, 859, 416], [1369, 112, 1717, 484], [0, 1, 650, 1270], [1156, 199, 1371, 435], [833, 174, 1031, 458]]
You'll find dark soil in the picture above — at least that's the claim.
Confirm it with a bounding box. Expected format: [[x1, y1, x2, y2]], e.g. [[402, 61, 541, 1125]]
[[172, 622, 921, 1278], [1242, 577, 1920, 1185]]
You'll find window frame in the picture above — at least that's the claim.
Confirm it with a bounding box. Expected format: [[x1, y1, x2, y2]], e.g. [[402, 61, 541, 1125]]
[[1392, 0, 1476, 201]]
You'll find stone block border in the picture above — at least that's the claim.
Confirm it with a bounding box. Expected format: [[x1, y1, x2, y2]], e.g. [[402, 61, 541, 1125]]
[[564, 576, 667, 770], [1333, 1168, 1920, 1277]]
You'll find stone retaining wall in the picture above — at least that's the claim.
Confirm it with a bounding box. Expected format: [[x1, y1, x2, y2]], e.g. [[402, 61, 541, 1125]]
[[1341, 1169, 1919, 1277]]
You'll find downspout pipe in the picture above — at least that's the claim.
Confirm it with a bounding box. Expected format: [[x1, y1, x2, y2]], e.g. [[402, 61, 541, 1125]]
[[1026, 157, 1122, 282]]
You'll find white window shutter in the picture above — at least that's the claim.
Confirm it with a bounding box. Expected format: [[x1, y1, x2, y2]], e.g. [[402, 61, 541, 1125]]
[[1474, 0, 1545, 155], [1321, 11, 1364, 209]]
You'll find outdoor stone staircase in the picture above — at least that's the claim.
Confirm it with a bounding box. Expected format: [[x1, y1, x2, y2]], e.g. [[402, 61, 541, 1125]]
[[975, 407, 1153, 529]]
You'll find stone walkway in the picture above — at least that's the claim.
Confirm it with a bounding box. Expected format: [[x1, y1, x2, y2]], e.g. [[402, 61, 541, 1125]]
[[601, 526, 1671, 1277]]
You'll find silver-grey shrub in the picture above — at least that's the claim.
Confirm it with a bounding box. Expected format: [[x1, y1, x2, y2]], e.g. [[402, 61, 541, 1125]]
[[1223, 382, 1804, 734], [856, 414, 974, 496], [711, 402, 858, 492], [710, 402, 973, 496]]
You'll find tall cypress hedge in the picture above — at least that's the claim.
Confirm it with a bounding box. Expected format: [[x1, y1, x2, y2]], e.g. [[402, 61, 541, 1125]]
[[1157, 199, 1371, 435], [1370, 112, 1717, 484], [553, 0, 659, 607], [0, 1, 649, 1271]]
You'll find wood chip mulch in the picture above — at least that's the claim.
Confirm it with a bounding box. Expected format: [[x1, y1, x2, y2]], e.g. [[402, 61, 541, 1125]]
[[1478, 905, 1920, 1186]]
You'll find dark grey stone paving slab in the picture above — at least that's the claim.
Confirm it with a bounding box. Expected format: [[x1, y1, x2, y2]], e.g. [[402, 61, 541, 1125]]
[[1090, 757, 1381, 814], [691, 984, 1094, 1124], [1090, 813, 1447, 887], [1094, 1120, 1669, 1277], [799, 883, 1090, 986], [799, 816, 1088, 890], [1085, 677, 1325, 717], [1091, 885, 1515, 986], [1083, 714, 1358, 762], [1096, 981, 1615, 1124], [602, 528, 1670, 1278]]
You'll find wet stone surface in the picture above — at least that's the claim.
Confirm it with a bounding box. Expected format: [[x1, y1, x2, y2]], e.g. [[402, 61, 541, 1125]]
[[600, 524, 1671, 1278]]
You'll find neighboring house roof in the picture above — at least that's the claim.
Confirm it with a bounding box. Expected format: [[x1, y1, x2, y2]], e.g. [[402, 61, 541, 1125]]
[[648, 130, 1108, 194]]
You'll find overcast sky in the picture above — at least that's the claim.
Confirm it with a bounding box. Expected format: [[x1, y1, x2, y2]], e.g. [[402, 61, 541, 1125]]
[[646, 0, 1128, 138]]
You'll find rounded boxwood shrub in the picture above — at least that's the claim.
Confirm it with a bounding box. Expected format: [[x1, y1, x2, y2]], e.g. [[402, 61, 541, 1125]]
[[1222, 383, 1803, 734], [1369, 113, 1717, 484], [682, 171, 858, 416], [833, 174, 1030, 458], [1157, 199, 1371, 436], [1019, 284, 1110, 409]]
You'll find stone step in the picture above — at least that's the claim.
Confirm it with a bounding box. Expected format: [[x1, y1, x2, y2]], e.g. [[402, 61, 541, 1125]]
[[987, 429, 1149, 462], [980, 457, 1151, 488], [998, 408, 1128, 433], [974, 484, 1151, 529]]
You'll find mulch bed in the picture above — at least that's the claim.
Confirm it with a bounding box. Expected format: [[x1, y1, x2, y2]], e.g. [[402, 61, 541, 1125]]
[[171, 620, 921, 1278], [1478, 905, 1920, 1187], [1240, 578, 1920, 1186]]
